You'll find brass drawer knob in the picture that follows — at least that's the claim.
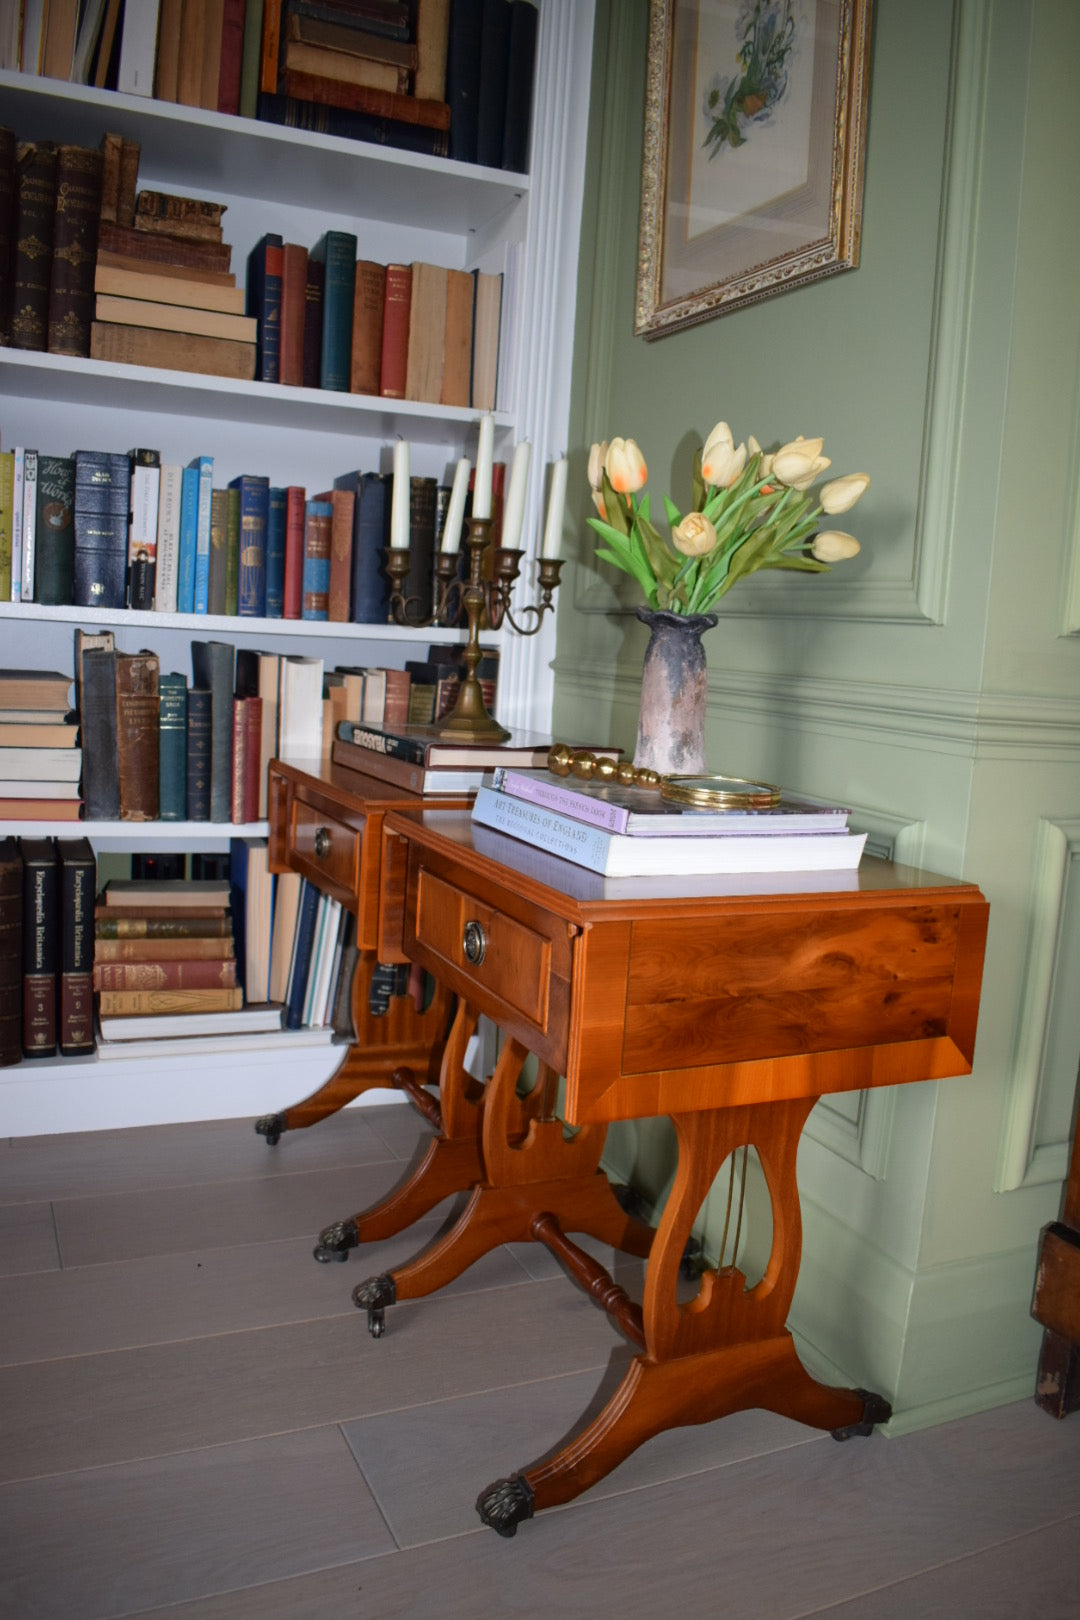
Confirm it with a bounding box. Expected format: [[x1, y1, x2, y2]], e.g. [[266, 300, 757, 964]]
[[463, 919, 487, 965], [313, 826, 331, 858]]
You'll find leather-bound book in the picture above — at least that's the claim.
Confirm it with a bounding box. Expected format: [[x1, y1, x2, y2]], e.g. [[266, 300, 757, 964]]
[[314, 486, 355, 623], [190, 640, 236, 821], [301, 499, 332, 620], [257, 91, 450, 157], [404, 476, 437, 622], [266, 487, 287, 618], [218, 0, 245, 114], [0, 838, 22, 1067], [246, 231, 283, 383], [415, 0, 451, 101], [207, 487, 230, 616], [155, 0, 183, 100], [334, 470, 390, 625], [34, 455, 76, 605], [80, 645, 122, 820], [379, 262, 412, 398], [309, 230, 357, 391], [98, 131, 122, 223], [0, 127, 15, 346], [405, 261, 447, 404], [46, 143, 104, 356], [186, 686, 213, 821], [20, 836, 58, 1058], [117, 138, 140, 227], [224, 484, 241, 615], [158, 671, 188, 821], [349, 258, 384, 396], [56, 837, 96, 1055], [230, 473, 270, 618], [127, 446, 161, 610], [441, 267, 474, 408], [502, 0, 538, 172], [231, 694, 262, 823], [302, 252, 324, 388], [96, 220, 232, 273], [11, 141, 58, 351], [115, 650, 160, 821], [476, 0, 511, 169], [280, 240, 308, 387], [446, 0, 483, 163], [283, 484, 306, 619], [74, 448, 130, 610]]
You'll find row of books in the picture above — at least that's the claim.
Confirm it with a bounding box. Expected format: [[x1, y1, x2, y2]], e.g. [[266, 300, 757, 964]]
[[0, 833, 96, 1064], [0, 667, 79, 818], [246, 232, 503, 410], [0, 439, 515, 623], [470, 766, 868, 878], [2, 0, 538, 170], [229, 849, 357, 1036]]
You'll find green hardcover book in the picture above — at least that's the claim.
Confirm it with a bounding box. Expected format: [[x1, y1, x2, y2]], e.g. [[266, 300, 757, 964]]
[[224, 485, 241, 616], [309, 230, 357, 392], [0, 451, 13, 600], [207, 488, 229, 617], [158, 672, 188, 822], [34, 454, 76, 605]]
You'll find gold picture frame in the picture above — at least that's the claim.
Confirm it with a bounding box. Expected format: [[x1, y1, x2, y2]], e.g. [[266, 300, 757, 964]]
[[636, 0, 873, 339]]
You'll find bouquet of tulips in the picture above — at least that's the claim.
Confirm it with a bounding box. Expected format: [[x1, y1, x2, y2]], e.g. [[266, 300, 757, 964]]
[[586, 424, 869, 616]]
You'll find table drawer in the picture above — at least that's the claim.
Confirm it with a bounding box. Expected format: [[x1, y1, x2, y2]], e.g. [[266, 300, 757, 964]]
[[414, 867, 553, 1030], [289, 794, 365, 908]]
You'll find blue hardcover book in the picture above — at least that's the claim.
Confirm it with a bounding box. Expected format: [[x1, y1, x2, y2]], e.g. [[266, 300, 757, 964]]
[[186, 686, 212, 820], [301, 498, 332, 621], [334, 469, 391, 623], [245, 233, 283, 384], [285, 879, 320, 1029], [265, 487, 287, 618], [308, 231, 357, 392], [190, 454, 214, 614], [229, 473, 270, 617], [177, 465, 199, 614], [229, 837, 251, 997]]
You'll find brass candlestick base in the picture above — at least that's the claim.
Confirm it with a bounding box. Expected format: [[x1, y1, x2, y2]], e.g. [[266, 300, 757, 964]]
[[386, 516, 564, 743]]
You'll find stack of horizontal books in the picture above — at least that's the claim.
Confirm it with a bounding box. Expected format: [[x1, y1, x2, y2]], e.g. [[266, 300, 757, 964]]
[[471, 769, 867, 878], [0, 669, 81, 821], [331, 721, 620, 797], [93, 878, 281, 1044]]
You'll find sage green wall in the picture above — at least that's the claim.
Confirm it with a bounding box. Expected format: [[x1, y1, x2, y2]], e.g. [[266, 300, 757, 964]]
[[553, 0, 1080, 1428]]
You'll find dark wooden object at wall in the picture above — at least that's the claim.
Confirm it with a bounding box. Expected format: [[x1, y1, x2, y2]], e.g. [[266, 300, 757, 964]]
[[1032, 1061, 1080, 1417]]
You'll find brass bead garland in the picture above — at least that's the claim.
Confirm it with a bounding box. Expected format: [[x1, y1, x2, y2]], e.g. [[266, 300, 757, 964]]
[[546, 747, 780, 808]]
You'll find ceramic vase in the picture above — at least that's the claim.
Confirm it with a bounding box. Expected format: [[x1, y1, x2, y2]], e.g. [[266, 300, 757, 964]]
[[633, 606, 718, 776]]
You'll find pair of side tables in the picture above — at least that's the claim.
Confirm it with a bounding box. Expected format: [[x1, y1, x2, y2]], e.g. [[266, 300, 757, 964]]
[[259, 757, 989, 1536]]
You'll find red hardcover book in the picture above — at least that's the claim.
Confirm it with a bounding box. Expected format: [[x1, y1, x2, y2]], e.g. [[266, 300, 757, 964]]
[[315, 487, 356, 623], [382, 668, 412, 729], [280, 241, 308, 387], [280, 67, 451, 130], [283, 484, 306, 618], [379, 262, 412, 399], [349, 258, 385, 395], [217, 0, 245, 113], [230, 695, 263, 823], [94, 957, 239, 991]]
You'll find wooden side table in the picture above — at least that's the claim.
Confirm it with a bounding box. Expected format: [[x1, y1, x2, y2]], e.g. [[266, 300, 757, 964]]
[[351, 809, 989, 1535]]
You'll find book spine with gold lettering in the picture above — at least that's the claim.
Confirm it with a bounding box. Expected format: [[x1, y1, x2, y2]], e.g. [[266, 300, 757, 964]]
[[47, 143, 104, 357]]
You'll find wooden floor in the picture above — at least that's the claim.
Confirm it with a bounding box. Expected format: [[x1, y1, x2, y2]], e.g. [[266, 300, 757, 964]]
[[2, 1103, 1079, 1620]]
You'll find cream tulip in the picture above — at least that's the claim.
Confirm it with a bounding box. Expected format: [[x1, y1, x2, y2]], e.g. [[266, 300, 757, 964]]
[[605, 437, 647, 494], [771, 436, 825, 487], [811, 530, 861, 562], [819, 472, 870, 514], [748, 435, 774, 480], [701, 421, 748, 487], [672, 511, 717, 557], [587, 440, 609, 490]]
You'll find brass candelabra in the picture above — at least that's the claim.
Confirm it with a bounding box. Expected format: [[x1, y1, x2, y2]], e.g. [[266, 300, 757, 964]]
[[386, 515, 564, 743]]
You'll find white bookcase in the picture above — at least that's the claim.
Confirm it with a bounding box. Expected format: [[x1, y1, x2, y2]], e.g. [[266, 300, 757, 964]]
[[0, 1, 596, 1135]]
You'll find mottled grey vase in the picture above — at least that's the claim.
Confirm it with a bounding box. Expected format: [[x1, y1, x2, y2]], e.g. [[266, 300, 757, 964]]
[[633, 607, 718, 776]]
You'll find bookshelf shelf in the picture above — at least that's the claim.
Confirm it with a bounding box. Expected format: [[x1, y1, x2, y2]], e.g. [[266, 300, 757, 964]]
[[0, 600, 475, 646], [0, 71, 529, 231], [0, 349, 515, 443], [0, 818, 270, 851]]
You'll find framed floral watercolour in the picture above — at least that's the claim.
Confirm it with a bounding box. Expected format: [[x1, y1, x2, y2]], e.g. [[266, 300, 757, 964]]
[[636, 0, 873, 338]]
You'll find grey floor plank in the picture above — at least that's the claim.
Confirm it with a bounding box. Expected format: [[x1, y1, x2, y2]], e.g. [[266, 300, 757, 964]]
[[0, 1200, 59, 1276], [51, 1157, 431, 1267], [2, 1107, 412, 1204], [0, 1223, 533, 1366], [0, 1277, 618, 1482], [344, 1370, 821, 1547], [799, 1513, 1080, 1618], [0, 1425, 394, 1620], [106, 1409, 1080, 1620]]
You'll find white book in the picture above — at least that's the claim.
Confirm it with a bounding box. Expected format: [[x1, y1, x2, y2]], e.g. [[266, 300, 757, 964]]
[[301, 892, 331, 1027], [0, 747, 83, 781], [256, 652, 280, 818], [127, 451, 161, 585], [20, 0, 45, 73], [268, 870, 302, 1006], [10, 447, 24, 603], [277, 655, 323, 766], [310, 896, 342, 1029], [19, 449, 37, 602], [116, 0, 160, 96], [0, 778, 81, 797], [97, 1004, 284, 1041], [470, 785, 867, 878], [155, 464, 183, 613], [71, 0, 109, 83]]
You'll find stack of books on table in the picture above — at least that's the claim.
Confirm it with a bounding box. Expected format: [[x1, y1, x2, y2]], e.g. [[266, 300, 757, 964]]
[[0, 669, 81, 821], [93, 878, 282, 1044], [471, 770, 867, 878], [331, 721, 621, 798]]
